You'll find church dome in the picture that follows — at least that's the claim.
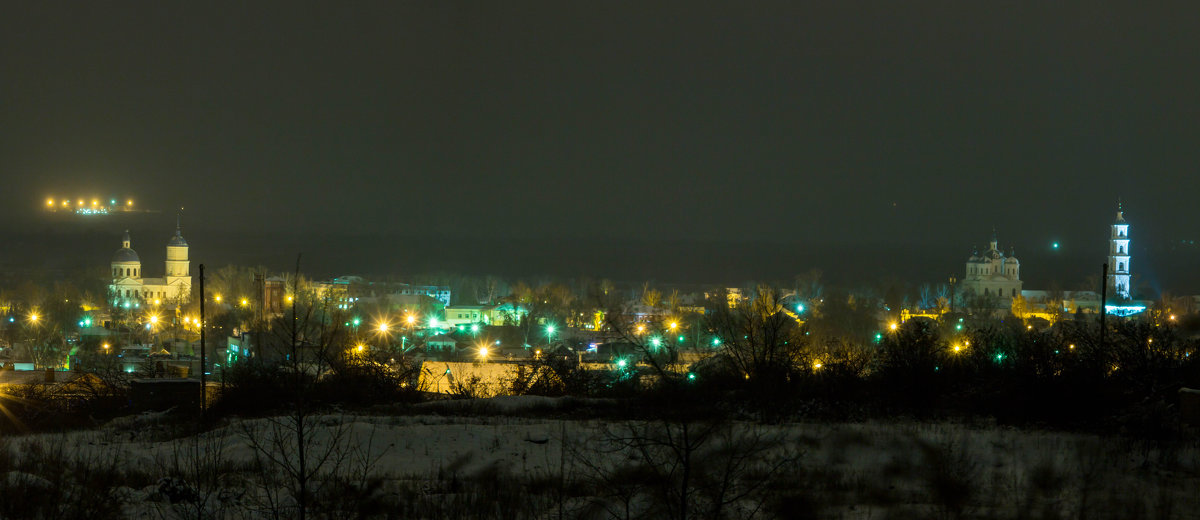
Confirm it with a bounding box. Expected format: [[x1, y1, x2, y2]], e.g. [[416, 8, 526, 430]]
[[112, 247, 140, 263], [168, 233, 188, 247]]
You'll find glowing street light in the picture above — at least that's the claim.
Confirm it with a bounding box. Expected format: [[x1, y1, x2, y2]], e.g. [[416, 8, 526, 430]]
[[889, 322, 898, 331], [29, 313, 39, 323], [377, 322, 389, 333], [636, 324, 646, 334], [240, 298, 249, 307], [668, 321, 678, 331], [479, 346, 489, 358], [405, 314, 416, 326], [214, 295, 222, 303]]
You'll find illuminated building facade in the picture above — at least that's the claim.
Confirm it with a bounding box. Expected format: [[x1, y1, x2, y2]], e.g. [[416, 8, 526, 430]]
[[1108, 204, 1132, 300], [962, 232, 1022, 301], [109, 225, 192, 306]]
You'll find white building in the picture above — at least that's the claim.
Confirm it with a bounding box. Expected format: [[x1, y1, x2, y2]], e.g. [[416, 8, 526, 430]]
[[1108, 204, 1132, 300], [962, 232, 1022, 301], [109, 225, 191, 306]]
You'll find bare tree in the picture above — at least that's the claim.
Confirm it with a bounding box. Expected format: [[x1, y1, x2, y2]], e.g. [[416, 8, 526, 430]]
[[240, 258, 354, 520], [704, 286, 809, 384]]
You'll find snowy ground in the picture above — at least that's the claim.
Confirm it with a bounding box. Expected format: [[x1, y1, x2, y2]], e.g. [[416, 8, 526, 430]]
[[1, 396, 1198, 519]]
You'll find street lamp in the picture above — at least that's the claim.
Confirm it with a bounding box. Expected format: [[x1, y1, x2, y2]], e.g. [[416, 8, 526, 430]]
[[545, 324, 556, 344]]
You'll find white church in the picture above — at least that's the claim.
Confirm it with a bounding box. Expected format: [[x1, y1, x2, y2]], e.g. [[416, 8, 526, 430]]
[[109, 224, 192, 306], [962, 232, 1022, 301]]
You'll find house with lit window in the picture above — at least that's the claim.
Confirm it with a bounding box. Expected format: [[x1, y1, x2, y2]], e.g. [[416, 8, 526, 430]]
[[444, 305, 487, 327]]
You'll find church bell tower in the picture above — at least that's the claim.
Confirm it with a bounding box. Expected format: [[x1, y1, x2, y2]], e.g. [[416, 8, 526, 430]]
[[1108, 203, 1131, 300]]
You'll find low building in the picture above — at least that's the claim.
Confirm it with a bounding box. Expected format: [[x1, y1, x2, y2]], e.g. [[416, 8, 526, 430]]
[[444, 305, 487, 327], [425, 334, 459, 352]]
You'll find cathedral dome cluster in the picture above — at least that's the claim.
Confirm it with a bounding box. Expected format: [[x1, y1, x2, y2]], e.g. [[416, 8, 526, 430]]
[[962, 233, 1022, 300], [109, 224, 192, 305]]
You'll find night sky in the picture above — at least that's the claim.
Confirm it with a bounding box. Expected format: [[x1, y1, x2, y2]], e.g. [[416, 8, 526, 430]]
[[3, 2, 1200, 290]]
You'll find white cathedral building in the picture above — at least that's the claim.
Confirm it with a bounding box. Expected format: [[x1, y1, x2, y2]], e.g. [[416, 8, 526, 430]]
[[962, 232, 1022, 301], [109, 225, 192, 305]]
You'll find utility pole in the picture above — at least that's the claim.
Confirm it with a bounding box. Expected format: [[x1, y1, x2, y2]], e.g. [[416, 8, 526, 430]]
[[199, 263, 207, 415], [1099, 263, 1108, 348], [948, 276, 957, 314]]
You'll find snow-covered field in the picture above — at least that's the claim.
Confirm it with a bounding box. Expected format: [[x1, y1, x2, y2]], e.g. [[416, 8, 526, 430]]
[[1, 396, 1198, 519]]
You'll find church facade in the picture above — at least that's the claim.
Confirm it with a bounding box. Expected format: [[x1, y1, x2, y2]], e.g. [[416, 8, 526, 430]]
[[109, 225, 191, 306], [962, 233, 1022, 301]]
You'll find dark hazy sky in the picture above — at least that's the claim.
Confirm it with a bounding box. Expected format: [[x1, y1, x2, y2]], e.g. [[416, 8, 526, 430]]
[[3, 2, 1200, 288]]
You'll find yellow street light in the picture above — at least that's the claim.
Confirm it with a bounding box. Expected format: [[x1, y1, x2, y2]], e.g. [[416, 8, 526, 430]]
[[46, 198, 54, 207], [668, 321, 678, 331], [378, 322, 389, 333], [240, 298, 249, 307], [29, 313, 39, 323], [214, 295, 222, 303], [356, 344, 365, 353], [636, 324, 646, 334], [405, 314, 416, 325], [889, 322, 898, 331], [479, 346, 489, 358]]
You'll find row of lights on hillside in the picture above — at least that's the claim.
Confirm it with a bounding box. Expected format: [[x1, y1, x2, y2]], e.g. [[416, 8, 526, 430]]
[[46, 198, 133, 207]]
